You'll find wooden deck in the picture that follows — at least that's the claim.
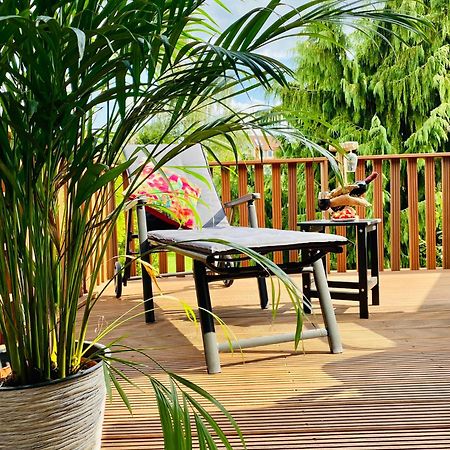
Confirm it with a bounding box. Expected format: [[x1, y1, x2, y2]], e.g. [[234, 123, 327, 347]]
[[95, 270, 450, 449]]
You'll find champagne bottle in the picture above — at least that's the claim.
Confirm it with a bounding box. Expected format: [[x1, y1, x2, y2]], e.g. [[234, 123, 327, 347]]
[[350, 172, 378, 197]]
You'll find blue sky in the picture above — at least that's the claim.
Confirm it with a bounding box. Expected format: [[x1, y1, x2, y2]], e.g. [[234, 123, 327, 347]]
[[205, 1, 297, 62], [204, 1, 299, 110], [95, 2, 301, 127]]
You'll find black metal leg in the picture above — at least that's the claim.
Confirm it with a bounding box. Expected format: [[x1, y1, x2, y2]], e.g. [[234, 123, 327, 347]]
[[124, 208, 134, 285], [193, 260, 221, 373], [357, 225, 369, 319], [302, 271, 312, 314], [369, 227, 380, 306], [300, 244, 313, 314], [140, 241, 155, 323], [257, 277, 269, 309]]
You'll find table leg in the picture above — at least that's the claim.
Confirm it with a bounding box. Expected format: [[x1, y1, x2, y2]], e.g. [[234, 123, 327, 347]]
[[302, 269, 312, 314], [369, 226, 380, 306], [357, 225, 369, 319]]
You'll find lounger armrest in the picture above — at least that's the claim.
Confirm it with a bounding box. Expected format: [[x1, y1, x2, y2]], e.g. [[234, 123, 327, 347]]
[[223, 193, 260, 208], [123, 196, 147, 212]]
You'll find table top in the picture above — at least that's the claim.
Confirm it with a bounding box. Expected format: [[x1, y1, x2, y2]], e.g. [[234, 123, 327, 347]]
[[298, 218, 382, 227]]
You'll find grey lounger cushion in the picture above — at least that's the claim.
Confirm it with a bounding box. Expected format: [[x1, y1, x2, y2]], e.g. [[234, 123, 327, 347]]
[[147, 226, 347, 256]]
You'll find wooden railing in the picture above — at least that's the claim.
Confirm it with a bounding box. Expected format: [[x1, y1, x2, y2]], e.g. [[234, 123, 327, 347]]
[[212, 153, 450, 272], [211, 153, 450, 273], [353, 153, 450, 271], [99, 152, 450, 287]]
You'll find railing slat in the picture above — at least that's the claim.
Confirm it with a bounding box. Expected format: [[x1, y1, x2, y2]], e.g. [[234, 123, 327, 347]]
[[99, 191, 107, 283], [254, 165, 265, 226], [320, 160, 329, 195], [272, 163, 283, 263], [220, 167, 232, 222], [442, 157, 450, 268], [319, 161, 330, 271], [288, 163, 298, 262], [176, 253, 185, 274], [373, 160, 384, 271], [305, 162, 315, 220], [238, 165, 249, 226], [355, 163, 366, 219], [107, 181, 118, 279], [288, 163, 298, 230], [159, 253, 168, 274], [122, 172, 137, 277], [336, 226, 347, 273], [390, 159, 401, 271], [407, 158, 420, 270], [237, 165, 250, 267], [425, 158, 436, 270]]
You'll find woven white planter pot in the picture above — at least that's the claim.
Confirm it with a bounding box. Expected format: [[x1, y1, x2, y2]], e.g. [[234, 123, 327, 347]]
[[0, 344, 106, 450]]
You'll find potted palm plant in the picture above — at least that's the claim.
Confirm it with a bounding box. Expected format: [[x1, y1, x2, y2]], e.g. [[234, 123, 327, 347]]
[[0, 0, 426, 448]]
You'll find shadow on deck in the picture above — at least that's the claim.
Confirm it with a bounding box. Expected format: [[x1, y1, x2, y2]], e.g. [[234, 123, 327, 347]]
[[96, 270, 450, 449]]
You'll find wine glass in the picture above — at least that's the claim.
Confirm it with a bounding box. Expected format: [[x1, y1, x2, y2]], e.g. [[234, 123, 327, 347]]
[[318, 191, 331, 211]]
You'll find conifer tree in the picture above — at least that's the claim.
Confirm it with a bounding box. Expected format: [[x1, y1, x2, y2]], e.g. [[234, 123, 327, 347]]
[[280, 2, 449, 268], [280, 0, 450, 155]]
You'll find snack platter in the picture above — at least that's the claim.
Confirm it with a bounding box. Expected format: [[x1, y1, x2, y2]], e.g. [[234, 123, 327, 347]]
[[330, 206, 357, 221], [330, 217, 356, 222]]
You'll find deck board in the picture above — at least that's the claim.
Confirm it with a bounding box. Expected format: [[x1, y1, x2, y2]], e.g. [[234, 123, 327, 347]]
[[95, 270, 450, 449]]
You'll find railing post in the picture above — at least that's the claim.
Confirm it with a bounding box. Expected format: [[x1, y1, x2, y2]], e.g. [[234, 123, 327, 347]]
[[355, 162, 366, 219], [288, 162, 298, 262], [407, 158, 420, 270], [442, 156, 450, 269], [319, 160, 330, 272], [220, 167, 232, 221], [425, 158, 436, 270], [373, 159, 384, 271], [254, 164, 266, 227], [305, 162, 315, 220], [238, 165, 249, 226], [272, 162, 283, 264], [390, 159, 401, 271]]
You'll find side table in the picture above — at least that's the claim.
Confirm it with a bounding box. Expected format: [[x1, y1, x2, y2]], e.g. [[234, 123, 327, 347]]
[[298, 218, 381, 319]]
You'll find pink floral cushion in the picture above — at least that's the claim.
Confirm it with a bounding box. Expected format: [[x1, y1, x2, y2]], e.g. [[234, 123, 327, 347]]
[[130, 164, 201, 229]]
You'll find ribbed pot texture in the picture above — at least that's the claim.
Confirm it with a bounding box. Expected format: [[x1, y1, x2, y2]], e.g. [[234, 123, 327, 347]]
[[0, 351, 106, 449]]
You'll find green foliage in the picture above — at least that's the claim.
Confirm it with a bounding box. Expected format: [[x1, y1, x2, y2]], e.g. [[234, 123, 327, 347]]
[[0, 0, 428, 445], [136, 117, 182, 146], [278, 0, 446, 268], [0, 0, 299, 387], [281, 0, 449, 154]]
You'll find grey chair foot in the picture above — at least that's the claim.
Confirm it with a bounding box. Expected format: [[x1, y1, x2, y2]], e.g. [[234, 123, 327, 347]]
[[312, 260, 343, 354], [203, 332, 221, 374]]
